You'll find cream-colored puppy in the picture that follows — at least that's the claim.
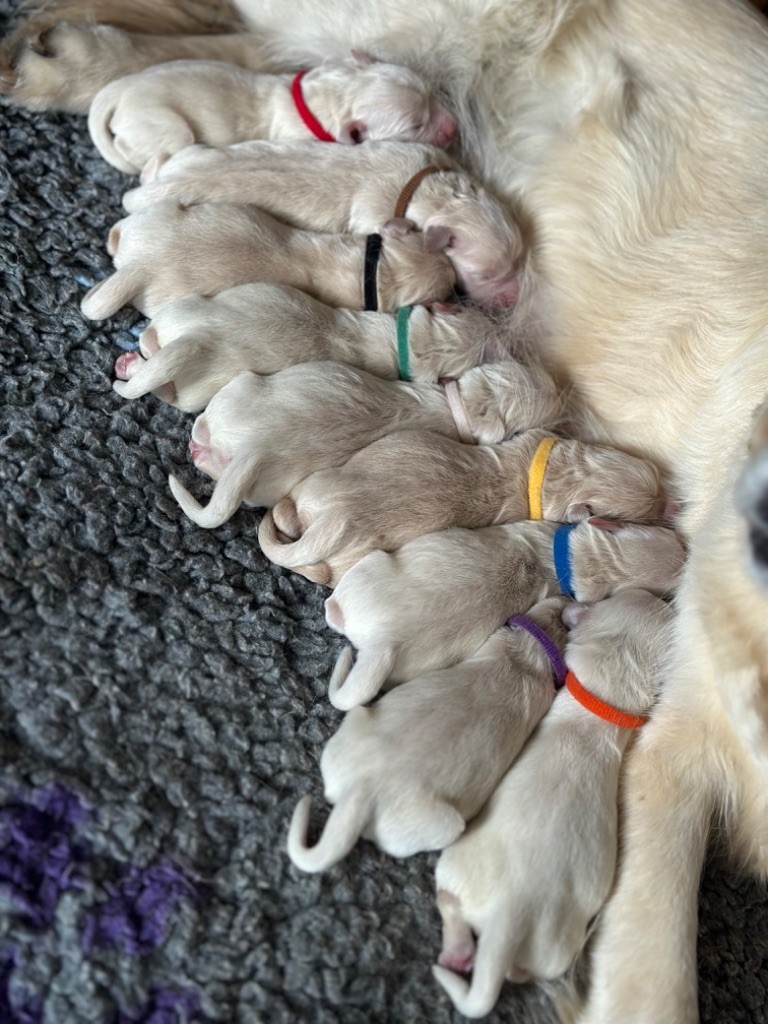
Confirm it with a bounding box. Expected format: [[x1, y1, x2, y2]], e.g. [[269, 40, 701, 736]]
[[80, 200, 456, 319], [168, 361, 560, 528], [111, 284, 507, 412], [433, 589, 673, 1018], [123, 140, 524, 306], [325, 520, 684, 710], [259, 428, 669, 586], [287, 597, 567, 872], [88, 54, 456, 174]]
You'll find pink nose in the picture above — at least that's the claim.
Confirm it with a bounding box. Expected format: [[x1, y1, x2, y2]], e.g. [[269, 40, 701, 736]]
[[431, 109, 457, 148]]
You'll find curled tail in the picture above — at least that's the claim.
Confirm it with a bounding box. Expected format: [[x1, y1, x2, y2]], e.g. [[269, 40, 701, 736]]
[[81, 267, 141, 320], [87, 85, 138, 173], [113, 334, 203, 400], [287, 790, 371, 873], [169, 456, 257, 528], [258, 507, 347, 569], [432, 906, 516, 1018], [328, 642, 395, 711]]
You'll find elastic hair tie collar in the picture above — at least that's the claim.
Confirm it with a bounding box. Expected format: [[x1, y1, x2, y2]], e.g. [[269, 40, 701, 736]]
[[506, 615, 567, 689], [396, 305, 413, 381], [565, 670, 648, 729], [528, 437, 557, 520], [553, 522, 577, 599], [291, 71, 336, 142], [364, 233, 383, 312]]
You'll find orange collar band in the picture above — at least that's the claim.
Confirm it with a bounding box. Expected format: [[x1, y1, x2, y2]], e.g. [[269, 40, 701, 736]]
[[565, 669, 648, 729]]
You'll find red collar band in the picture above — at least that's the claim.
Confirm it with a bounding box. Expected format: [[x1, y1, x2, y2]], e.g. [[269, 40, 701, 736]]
[[291, 71, 336, 142], [565, 670, 648, 730]]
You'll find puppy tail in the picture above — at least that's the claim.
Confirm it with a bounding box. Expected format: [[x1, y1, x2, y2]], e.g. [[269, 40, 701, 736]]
[[81, 267, 141, 320], [328, 642, 395, 711], [287, 790, 371, 873], [258, 508, 346, 570], [169, 456, 256, 529], [432, 907, 516, 1018], [87, 85, 138, 174], [113, 333, 200, 400]]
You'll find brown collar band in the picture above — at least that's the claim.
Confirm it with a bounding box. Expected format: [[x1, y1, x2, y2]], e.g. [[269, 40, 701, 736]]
[[393, 165, 443, 219]]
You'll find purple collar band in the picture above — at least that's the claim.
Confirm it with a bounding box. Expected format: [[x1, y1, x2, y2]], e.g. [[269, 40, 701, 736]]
[[506, 615, 568, 688]]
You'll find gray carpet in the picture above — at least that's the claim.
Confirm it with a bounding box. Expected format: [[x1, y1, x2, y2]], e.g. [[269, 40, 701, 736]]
[[0, 4, 767, 1021]]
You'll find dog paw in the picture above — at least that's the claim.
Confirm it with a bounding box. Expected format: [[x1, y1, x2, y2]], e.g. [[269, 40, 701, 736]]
[[114, 351, 143, 381], [0, 21, 127, 113]]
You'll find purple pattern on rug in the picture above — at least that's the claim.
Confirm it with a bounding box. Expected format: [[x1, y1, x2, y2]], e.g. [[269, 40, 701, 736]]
[[82, 860, 197, 956], [0, 952, 44, 1024], [0, 785, 89, 928], [115, 988, 201, 1024]]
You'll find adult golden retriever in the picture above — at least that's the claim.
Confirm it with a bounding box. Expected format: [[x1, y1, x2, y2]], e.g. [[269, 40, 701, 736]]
[[3, 1, 768, 1020]]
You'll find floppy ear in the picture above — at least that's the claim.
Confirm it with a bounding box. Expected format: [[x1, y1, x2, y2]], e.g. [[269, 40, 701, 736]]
[[350, 48, 377, 65], [381, 217, 418, 238], [424, 225, 456, 253], [338, 119, 368, 144], [562, 603, 590, 629], [588, 516, 627, 533], [565, 503, 592, 523]]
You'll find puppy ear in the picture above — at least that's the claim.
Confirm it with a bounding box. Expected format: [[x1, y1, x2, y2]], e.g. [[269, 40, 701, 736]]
[[338, 120, 368, 145], [562, 603, 590, 629], [565, 503, 592, 523], [350, 48, 376, 65], [424, 225, 456, 253], [381, 217, 418, 238], [587, 516, 627, 533]]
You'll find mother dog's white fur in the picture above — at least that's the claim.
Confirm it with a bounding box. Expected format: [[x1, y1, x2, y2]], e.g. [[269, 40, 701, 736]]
[[287, 596, 567, 872], [122, 140, 524, 306], [169, 359, 560, 527], [88, 54, 455, 173], [258, 428, 667, 586], [433, 589, 673, 1018], [4, 0, 768, 1018], [111, 284, 507, 412], [325, 519, 684, 710]]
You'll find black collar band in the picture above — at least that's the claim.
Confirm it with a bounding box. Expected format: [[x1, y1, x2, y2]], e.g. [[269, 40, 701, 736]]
[[364, 233, 383, 312]]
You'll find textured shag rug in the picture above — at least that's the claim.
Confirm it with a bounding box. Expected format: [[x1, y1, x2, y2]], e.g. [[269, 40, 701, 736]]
[[1, 3, 768, 1021]]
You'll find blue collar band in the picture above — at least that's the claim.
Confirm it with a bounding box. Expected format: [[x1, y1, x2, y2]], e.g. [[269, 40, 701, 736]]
[[553, 523, 577, 599]]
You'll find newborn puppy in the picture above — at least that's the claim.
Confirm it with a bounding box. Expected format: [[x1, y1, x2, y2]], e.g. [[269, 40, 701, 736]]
[[259, 429, 668, 586], [287, 597, 567, 872], [89, 54, 456, 174], [111, 284, 506, 413], [433, 589, 673, 1016], [81, 201, 456, 320], [167, 361, 560, 528], [123, 140, 524, 307], [325, 520, 684, 709]]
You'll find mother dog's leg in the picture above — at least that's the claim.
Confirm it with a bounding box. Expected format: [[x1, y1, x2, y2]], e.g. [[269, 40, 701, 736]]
[[579, 704, 720, 1024]]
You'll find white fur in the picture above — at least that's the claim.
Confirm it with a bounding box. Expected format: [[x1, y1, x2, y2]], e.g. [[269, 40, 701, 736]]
[[167, 359, 560, 528], [325, 519, 684, 710], [80, 200, 456, 319], [433, 589, 673, 1017], [259, 428, 668, 586], [110, 283, 507, 412], [123, 140, 524, 306], [88, 54, 456, 174], [288, 596, 567, 871]]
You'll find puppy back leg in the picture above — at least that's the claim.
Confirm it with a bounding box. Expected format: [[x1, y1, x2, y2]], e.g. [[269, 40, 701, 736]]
[[113, 333, 203, 407], [328, 642, 396, 711], [432, 904, 518, 1019], [578, 713, 716, 1024]]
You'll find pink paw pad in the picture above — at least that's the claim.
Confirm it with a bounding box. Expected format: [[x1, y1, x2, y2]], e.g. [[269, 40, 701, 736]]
[[114, 351, 142, 380]]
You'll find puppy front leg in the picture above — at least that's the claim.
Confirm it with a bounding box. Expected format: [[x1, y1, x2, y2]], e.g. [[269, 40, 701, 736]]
[[1, 22, 281, 113], [579, 712, 717, 1024]]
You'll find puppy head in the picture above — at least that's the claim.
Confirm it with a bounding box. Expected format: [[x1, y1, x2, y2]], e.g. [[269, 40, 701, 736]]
[[189, 371, 263, 480], [422, 179, 525, 307], [323, 54, 456, 147], [456, 361, 561, 444], [548, 441, 669, 525], [570, 519, 686, 603], [375, 219, 456, 310], [564, 588, 672, 710]]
